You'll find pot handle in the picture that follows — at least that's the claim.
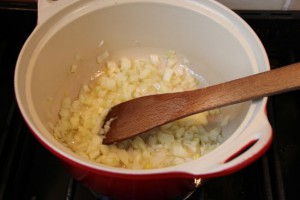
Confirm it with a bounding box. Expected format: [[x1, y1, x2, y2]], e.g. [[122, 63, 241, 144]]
[[181, 104, 272, 178], [38, 0, 79, 24], [215, 118, 272, 175]]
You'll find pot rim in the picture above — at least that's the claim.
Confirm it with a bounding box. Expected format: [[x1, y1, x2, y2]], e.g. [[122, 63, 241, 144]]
[[14, 0, 272, 179]]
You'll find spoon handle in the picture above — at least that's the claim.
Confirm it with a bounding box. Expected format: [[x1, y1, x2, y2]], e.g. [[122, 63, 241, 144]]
[[183, 62, 300, 116], [103, 62, 300, 144]]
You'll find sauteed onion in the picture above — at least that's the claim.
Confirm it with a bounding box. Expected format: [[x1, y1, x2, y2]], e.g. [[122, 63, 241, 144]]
[[51, 51, 223, 169]]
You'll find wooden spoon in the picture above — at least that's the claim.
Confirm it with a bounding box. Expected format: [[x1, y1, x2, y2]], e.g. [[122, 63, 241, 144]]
[[103, 62, 300, 144]]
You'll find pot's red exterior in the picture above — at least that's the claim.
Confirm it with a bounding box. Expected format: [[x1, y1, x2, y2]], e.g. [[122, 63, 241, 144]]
[[62, 160, 197, 200]]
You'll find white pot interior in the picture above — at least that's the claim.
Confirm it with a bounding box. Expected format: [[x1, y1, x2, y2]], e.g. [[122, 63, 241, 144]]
[[15, 0, 269, 172]]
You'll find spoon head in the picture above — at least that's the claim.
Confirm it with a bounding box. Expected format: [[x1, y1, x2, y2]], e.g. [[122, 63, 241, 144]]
[[102, 93, 188, 144]]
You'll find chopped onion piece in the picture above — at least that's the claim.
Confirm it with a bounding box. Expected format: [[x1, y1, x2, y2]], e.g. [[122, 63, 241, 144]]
[[97, 51, 110, 63]]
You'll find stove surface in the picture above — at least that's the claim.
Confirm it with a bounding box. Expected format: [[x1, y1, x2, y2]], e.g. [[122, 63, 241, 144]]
[[0, 3, 300, 200]]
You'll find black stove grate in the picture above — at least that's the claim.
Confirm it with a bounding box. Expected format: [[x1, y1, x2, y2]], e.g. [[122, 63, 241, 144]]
[[0, 4, 300, 200]]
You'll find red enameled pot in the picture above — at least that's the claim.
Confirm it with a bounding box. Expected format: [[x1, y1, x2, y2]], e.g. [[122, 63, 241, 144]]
[[15, 0, 272, 199]]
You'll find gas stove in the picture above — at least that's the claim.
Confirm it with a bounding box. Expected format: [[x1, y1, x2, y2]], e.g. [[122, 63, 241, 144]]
[[0, 1, 299, 200]]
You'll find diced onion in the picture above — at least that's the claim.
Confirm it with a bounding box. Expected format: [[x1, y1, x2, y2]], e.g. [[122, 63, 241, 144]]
[[51, 51, 224, 169]]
